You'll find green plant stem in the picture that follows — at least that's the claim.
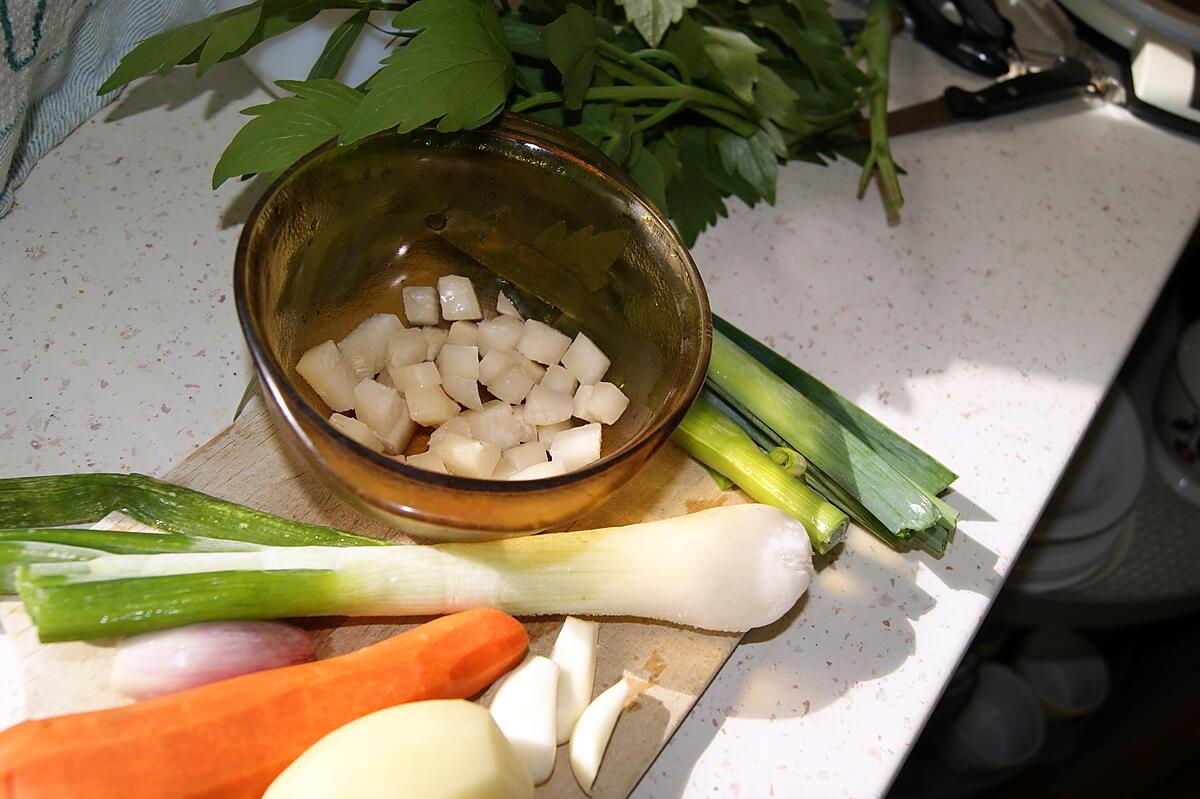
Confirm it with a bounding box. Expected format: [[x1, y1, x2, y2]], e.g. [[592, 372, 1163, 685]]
[[596, 40, 684, 87], [632, 48, 692, 84], [510, 84, 751, 119], [632, 99, 687, 131], [858, 0, 904, 221]]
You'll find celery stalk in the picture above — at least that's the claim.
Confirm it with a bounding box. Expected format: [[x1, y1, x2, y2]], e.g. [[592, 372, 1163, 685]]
[[673, 395, 847, 553], [0, 474, 384, 548]]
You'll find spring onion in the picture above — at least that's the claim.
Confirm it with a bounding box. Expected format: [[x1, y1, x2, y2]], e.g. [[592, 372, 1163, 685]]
[[672, 394, 848, 554], [17, 503, 813, 642], [0, 473, 385, 548]]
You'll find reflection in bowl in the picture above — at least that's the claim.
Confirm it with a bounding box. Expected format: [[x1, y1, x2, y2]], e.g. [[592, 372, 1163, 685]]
[[235, 114, 710, 541]]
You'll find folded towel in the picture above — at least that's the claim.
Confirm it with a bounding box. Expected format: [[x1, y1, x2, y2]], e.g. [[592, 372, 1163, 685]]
[[0, 0, 213, 217]]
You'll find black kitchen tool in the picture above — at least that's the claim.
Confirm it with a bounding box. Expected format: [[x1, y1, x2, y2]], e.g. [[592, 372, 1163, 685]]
[[905, 0, 1015, 77]]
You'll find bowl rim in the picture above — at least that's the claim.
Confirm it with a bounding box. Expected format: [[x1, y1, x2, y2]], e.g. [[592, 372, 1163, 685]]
[[234, 115, 712, 499]]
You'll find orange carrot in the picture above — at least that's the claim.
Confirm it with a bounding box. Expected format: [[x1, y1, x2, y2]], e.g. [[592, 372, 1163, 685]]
[[0, 608, 527, 799]]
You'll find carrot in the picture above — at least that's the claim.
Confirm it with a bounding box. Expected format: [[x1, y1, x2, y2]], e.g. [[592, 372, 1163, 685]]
[[0, 607, 527, 799]]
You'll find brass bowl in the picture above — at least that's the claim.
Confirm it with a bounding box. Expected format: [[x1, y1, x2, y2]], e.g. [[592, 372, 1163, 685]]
[[234, 114, 710, 540]]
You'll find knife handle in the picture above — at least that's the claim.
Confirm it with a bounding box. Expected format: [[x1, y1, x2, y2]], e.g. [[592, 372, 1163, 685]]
[[944, 58, 1094, 120]]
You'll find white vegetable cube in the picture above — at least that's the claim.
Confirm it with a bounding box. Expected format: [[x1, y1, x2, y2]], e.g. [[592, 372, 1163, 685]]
[[328, 413, 383, 454], [561, 332, 611, 385], [523, 384, 574, 426], [446, 320, 479, 347], [443, 376, 483, 411], [352, 379, 414, 454], [586, 382, 630, 425], [436, 344, 479, 380], [337, 313, 404, 380], [385, 328, 428, 376], [376, 369, 395, 388], [550, 422, 601, 471], [402, 286, 440, 325], [405, 385, 460, 427], [573, 384, 596, 422], [509, 460, 567, 481], [491, 459, 517, 480], [540, 364, 579, 396], [486, 365, 536, 405], [429, 415, 472, 448], [476, 315, 524, 356], [514, 352, 546, 384], [517, 320, 573, 366], [421, 326, 448, 361], [437, 275, 482, 320], [295, 340, 357, 413], [478, 350, 514, 385], [502, 441, 548, 472], [537, 421, 572, 448], [405, 449, 448, 474], [496, 291, 522, 318], [432, 433, 501, 479], [468, 401, 527, 450], [393, 361, 442, 392]]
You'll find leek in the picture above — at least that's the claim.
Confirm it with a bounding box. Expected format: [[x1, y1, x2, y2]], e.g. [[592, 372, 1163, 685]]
[[708, 329, 940, 539], [713, 315, 956, 494], [17, 504, 814, 641], [0, 474, 384, 548], [672, 395, 847, 554]]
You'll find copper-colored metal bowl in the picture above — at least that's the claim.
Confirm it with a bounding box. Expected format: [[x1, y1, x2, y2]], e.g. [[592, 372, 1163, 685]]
[[235, 114, 710, 541]]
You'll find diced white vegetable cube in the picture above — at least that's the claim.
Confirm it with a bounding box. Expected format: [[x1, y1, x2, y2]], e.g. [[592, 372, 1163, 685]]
[[405, 385, 460, 427], [572, 384, 596, 422], [478, 350, 514, 385], [429, 415, 473, 448], [402, 286, 440, 325], [561, 332, 611, 385], [468, 401, 527, 450], [295, 340, 357, 413], [476, 315, 524, 357], [486, 365, 536, 405], [446, 320, 479, 347], [586, 382, 630, 425], [352, 379, 414, 455], [517, 415, 538, 443], [496, 291, 522, 318], [514, 352, 546, 384], [389, 453, 406, 463], [550, 423, 601, 471], [432, 433, 501, 479], [502, 441, 548, 472], [385, 328, 428, 378], [443, 376, 483, 411], [393, 361, 442, 391], [437, 275, 482, 320], [436, 344, 479, 380], [491, 459, 517, 480], [421, 326, 449, 360], [540, 364, 579, 396], [517, 320, 573, 366], [509, 460, 567, 481], [376, 369, 395, 388], [328, 413, 383, 454], [337, 314, 404, 380], [523, 384, 574, 426], [406, 449, 448, 474], [537, 421, 572, 448]]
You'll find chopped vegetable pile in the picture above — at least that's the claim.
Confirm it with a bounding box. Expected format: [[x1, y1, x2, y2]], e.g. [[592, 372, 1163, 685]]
[[296, 275, 627, 480]]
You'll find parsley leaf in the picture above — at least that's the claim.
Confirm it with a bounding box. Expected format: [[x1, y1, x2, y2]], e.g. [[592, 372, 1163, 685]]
[[717, 123, 785, 203], [98, 12, 228, 94], [628, 146, 668, 213], [197, 3, 263, 76], [702, 26, 764, 104], [307, 9, 369, 81], [749, 5, 865, 95], [542, 4, 597, 109], [341, 0, 515, 142], [616, 0, 697, 47], [500, 14, 547, 59], [212, 79, 361, 188]]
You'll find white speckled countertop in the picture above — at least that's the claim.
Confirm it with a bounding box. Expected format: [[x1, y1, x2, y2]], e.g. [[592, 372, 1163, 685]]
[[2, 33, 1199, 797]]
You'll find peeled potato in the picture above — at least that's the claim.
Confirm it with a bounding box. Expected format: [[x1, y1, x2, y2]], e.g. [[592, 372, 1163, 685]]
[[264, 699, 533, 799]]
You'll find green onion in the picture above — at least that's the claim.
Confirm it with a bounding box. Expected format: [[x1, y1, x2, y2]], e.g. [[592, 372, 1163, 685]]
[[672, 394, 847, 554], [768, 447, 807, 478], [0, 474, 385, 548], [17, 503, 815, 641], [713, 315, 956, 494], [707, 329, 940, 539]]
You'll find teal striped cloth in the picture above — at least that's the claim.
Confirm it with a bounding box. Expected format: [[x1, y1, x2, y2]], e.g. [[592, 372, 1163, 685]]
[[0, 0, 214, 216]]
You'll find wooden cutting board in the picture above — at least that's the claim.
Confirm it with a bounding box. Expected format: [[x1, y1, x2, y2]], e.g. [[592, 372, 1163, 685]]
[[2, 404, 744, 798]]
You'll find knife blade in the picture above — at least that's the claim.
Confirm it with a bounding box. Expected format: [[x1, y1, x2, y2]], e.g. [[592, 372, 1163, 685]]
[[853, 56, 1096, 142]]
